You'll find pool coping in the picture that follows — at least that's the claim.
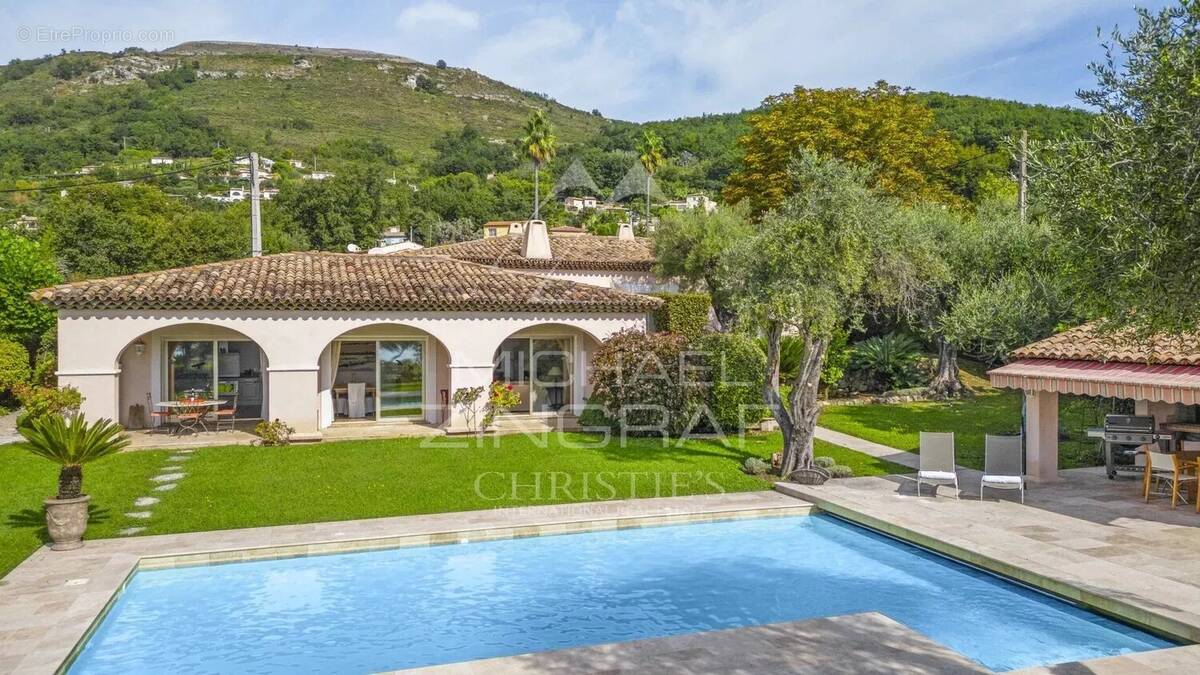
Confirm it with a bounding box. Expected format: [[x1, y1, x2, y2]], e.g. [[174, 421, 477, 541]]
[[0, 491, 809, 674], [775, 481, 1200, 646]]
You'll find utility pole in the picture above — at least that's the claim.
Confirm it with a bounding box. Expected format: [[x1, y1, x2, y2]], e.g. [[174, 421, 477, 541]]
[[1017, 129, 1028, 224], [250, 152, 262, 257]]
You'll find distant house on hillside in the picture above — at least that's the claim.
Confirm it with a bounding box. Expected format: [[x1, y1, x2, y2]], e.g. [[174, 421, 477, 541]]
[[305, 171, 335, 181], [6, 214, 39, 233], [261, 188, 279, 200], [563, 196, 598, 213], [482, 220, 526, 238], [379, 226, 408, 247], [149, 156, 175, 166], [287, 159, 305, 169], [235, 156, 275, 170], [666, 193, 718, 214], [78, 165, 99, 175]]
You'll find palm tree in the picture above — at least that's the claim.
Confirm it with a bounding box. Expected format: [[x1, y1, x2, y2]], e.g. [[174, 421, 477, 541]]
[[637, 130, 666, 224], [520, 110, 557, 220], [19, 414, 130, 500]]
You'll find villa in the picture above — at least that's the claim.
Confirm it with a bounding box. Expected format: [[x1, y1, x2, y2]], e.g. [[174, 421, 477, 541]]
[[34, 225, 660, 441], [416, 221, 674, 293]]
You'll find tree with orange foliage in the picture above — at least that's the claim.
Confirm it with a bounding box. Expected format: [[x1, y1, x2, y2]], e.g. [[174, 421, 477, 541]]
[[724, 81, 959, 215]]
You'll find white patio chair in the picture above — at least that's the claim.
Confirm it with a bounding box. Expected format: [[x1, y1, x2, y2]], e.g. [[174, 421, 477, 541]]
[[916, 432, 959, 498], [348, 382, 367, 419], [981, 434, 1025, 503]]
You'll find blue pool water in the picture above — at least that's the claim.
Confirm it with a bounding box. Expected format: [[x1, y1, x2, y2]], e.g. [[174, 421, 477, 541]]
[[69, 515, 1173, 673]]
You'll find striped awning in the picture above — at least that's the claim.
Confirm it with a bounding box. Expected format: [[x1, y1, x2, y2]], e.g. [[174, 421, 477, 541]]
[[988, 358, 1200, 404]]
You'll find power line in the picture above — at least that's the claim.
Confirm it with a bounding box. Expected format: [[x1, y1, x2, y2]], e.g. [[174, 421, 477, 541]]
[[944, 147, 1007, 172], [0, 158, 240, 194]]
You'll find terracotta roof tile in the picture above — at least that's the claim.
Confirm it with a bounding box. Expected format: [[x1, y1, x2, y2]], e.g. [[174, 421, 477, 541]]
[[32, 252, 661, 314], [412, 234, 655, 271], [1012, 323, 1200, 366]]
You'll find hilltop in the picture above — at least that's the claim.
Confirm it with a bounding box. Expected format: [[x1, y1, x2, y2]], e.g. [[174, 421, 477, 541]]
[[0, 42, 610, 173]]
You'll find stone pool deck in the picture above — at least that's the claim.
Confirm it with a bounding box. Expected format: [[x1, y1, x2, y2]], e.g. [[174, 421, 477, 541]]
[[5, 466, 1200, 674], [0, 491, 806, 674], [779, 467, 1200, 672]]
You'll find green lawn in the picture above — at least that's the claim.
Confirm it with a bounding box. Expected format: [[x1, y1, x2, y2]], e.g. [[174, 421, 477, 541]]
[[0, 444, 168, 579], [0, 432, 908, 578], [819, 389, 1103, 470]]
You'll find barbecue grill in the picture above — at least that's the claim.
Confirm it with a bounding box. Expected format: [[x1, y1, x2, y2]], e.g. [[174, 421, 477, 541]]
[[1090, 415, 1173, 479]]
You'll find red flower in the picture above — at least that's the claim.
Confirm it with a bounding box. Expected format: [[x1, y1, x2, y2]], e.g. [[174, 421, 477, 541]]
[[505, 384, 513, 391]]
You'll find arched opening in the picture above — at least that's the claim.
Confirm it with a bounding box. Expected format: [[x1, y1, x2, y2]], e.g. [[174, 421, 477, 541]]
[[116, 323, 270, 429], [317, 324, 451, 429], [491, 324, 602, 416]]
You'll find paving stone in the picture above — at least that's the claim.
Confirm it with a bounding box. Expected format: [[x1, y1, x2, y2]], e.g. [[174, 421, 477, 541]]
[[118, 527, 146, 536], [150, 472, 185, 483], [125, 511, 152, 519], [152, 483, 177, 492], [160, 465, 184, 472], [133, 497, 159, 508], [167, 455, 191, 462]]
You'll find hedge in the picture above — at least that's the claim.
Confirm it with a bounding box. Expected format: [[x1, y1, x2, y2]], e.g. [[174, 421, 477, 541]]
[[0, 339, 31, 400], [694, 332, 768, 431], [650, 292, 711, 338]]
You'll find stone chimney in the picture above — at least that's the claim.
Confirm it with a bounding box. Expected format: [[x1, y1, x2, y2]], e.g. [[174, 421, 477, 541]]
[[521, 220, 552, 259], [508, 221, 525, 235], [617, 222, 635, 240]]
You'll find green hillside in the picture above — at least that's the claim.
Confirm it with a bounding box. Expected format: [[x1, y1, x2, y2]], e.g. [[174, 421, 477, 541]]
[[0, 41, 609, 175]]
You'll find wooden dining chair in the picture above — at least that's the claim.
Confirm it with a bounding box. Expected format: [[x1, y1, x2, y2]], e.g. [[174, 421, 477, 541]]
[[214, 393, 238, 431], [1143, 450, 1198, 508]]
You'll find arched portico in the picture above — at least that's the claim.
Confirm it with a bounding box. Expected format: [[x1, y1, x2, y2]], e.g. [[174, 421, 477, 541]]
[[116, 323, 271, 429], [317, 324, 451, 428], [490, 323, 603, 417], [57, 309, 648, 439]]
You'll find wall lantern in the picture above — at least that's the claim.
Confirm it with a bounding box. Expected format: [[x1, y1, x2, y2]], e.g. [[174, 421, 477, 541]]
[[133, 338, 146, 356]]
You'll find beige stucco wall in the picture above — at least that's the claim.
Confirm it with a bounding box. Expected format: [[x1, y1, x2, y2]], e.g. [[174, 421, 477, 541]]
[[58, 309, 648, 438], [530, 269, 676, 294]]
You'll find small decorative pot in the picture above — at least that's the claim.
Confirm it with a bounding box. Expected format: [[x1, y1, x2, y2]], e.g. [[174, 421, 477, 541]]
[[44, 495, 90, 551], [787, 467, 831, 485]]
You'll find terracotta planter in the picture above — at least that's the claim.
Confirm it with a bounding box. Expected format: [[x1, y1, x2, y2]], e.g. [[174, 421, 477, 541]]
[[44, 495, 90, 551], [787, 467, 831, 485]]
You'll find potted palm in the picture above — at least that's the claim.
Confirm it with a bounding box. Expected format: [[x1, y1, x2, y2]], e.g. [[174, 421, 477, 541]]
[[18, 414, 130, 550]]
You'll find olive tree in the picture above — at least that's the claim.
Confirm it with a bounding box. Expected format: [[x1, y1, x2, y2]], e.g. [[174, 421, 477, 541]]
[[1033, 1, 1200, 336], [724, 151, 888, 476], [652, 204, 753, 331]]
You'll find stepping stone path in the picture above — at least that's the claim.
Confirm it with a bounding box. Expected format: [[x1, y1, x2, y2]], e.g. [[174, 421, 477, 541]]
[[121, 456, 192, 535]]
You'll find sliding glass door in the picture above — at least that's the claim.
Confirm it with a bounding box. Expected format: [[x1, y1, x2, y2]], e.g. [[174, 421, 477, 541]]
[[378, 340, 423, 418], [531, 338, 571, 413], [493, 336, 573, 413], [168, 341, 214, 399]]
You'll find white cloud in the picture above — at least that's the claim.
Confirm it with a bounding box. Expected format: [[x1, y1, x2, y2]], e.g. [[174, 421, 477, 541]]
[[396, 1, 480, 33]]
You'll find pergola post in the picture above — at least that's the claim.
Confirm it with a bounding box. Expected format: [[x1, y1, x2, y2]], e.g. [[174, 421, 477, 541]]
[[1024, 389, 1060, 482]]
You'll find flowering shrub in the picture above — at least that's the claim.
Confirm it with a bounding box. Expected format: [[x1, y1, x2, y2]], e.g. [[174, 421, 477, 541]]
[[483, 381, 521, 428]]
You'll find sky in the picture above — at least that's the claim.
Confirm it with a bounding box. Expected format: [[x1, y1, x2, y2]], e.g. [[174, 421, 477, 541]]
[[0, 0, 1169, 122]]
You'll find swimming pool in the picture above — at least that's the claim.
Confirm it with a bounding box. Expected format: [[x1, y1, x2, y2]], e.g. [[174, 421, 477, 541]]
[[68, 515, 1173, 673]]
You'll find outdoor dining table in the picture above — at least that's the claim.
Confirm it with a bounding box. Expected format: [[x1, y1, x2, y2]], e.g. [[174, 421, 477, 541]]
[[156, 399, 221, 434]]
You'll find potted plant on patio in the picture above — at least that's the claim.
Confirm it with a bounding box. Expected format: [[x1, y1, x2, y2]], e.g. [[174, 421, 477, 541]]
[[17, 413, 130, 550]]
